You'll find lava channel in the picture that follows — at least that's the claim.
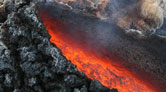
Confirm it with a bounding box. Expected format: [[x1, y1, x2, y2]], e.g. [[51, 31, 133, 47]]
[[40, 8, 164, 92]]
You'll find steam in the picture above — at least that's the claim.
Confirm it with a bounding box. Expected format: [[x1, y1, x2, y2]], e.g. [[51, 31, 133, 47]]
[[139, 0, 165, 32], [97, 0, 166, 34]]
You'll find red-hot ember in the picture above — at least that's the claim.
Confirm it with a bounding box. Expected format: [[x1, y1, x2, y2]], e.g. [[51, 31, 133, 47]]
[[40, 9, 160, 92]]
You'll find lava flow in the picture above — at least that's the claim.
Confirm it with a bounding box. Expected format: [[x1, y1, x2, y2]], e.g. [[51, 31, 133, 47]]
[[40, 9, 161, 92]]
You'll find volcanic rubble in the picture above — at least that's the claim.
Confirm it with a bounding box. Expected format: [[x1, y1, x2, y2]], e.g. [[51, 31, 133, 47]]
[[0, 0, 117, 92]]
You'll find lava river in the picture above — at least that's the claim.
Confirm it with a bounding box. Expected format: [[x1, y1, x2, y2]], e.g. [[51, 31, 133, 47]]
[[40, 8, 164, 92]]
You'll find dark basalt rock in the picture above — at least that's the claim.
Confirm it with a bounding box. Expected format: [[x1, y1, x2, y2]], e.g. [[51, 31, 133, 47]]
[[89, 80, 112, 92], [0, 0, 116, 92]]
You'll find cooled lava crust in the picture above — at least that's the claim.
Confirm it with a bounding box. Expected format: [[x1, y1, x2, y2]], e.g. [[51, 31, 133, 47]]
[[0, 0, 117, 92]]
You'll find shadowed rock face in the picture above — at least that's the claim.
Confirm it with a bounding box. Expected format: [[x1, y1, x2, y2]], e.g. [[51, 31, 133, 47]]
[[0, 0, 117, 92]]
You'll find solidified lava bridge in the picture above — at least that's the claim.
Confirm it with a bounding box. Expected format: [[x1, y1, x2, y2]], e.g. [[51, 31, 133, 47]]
[[39, 1, 166, 92]]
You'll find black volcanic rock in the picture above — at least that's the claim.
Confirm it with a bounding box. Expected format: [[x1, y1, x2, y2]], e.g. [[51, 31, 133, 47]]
[[0, 0, 116, 92], [89, 80, 111, 92]]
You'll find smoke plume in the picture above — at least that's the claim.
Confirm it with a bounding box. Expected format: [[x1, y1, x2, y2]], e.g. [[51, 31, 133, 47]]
[[41, 0, 166, 34]]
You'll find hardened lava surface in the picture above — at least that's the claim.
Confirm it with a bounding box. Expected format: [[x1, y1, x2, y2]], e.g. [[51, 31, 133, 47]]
[[0, 0, 116, 92]]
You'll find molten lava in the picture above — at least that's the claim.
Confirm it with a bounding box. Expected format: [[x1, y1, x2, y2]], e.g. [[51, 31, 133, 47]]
[[40, 9, 162, 92]]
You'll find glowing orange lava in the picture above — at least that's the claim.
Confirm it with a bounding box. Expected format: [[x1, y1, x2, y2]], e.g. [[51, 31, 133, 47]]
[[40, 10, 159, 92]]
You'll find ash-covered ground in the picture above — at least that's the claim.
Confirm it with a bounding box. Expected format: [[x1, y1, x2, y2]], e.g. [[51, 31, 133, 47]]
[[0, 0, 117, 92]]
